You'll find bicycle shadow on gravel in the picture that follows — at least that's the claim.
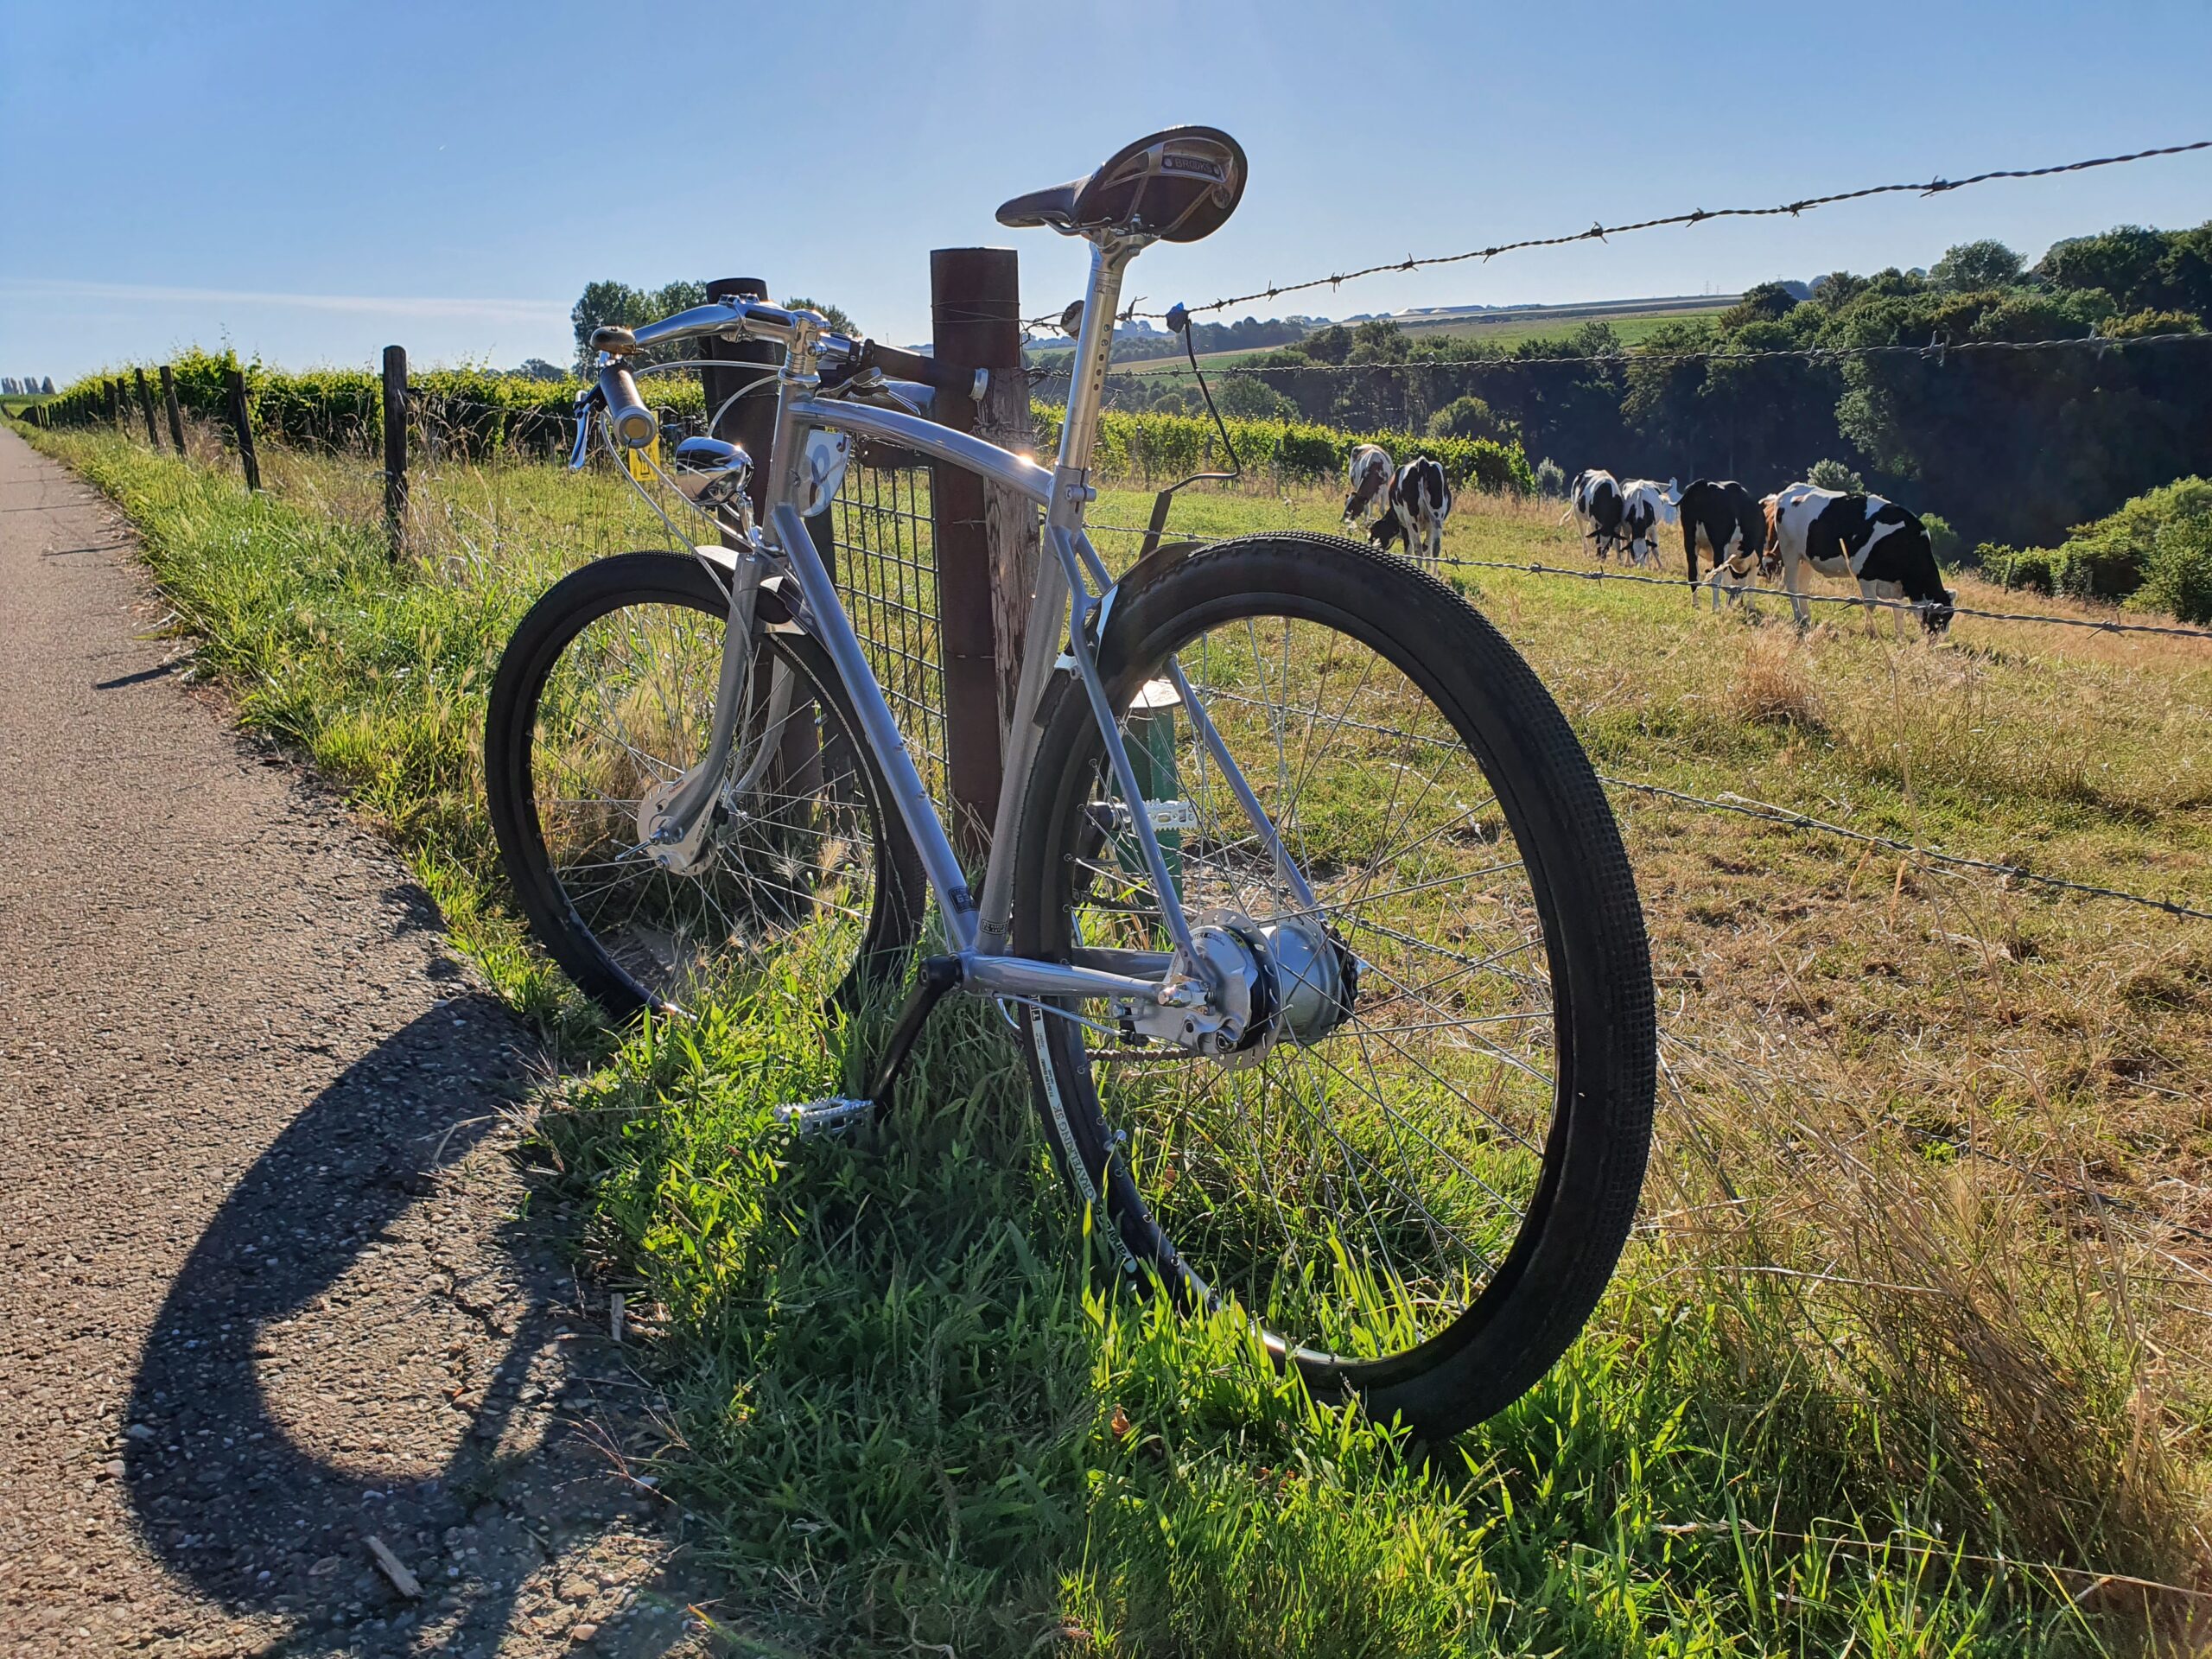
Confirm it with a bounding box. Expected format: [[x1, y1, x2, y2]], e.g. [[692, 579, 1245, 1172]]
[[120, 995, 717, 1656]]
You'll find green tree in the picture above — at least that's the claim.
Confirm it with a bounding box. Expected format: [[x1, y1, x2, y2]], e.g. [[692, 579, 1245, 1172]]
[[1427, 394, 1515, 444], [1216, 375, 1298, 422], [569, 279, 708, 370], [1718, 282, 1800, 328], [784, 296, 859, 335], [1808, 458, 1863, 491], [1299, 325, 1354, 365], [1930, 239, 2024, 293], [2037, 226, 2167, 312]]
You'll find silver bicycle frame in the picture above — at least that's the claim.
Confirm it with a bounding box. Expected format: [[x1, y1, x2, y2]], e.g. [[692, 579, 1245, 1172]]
[[625, 235, 1304, 1010]]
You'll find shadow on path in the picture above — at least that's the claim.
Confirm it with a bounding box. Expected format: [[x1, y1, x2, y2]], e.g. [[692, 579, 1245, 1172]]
[[123, 998, 713, 1656]]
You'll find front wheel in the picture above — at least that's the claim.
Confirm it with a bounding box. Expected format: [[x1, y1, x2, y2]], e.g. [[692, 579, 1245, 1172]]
[[486, 550, 924, 1020], [1010, 533, 1655, 1439]]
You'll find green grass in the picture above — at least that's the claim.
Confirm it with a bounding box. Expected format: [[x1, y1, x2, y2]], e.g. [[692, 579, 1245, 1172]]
[[1391, 305, 1735, 352], [1138, 304, 1737, 369], [16, 416, 2211, 1656]]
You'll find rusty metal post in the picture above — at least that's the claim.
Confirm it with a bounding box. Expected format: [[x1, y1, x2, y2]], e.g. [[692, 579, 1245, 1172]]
[[929, 247, 1030, 851]]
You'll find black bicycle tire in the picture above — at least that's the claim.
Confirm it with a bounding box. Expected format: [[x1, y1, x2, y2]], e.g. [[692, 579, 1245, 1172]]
[[486, 550, 925, 1020], [1009, 532, 1656, 1438]]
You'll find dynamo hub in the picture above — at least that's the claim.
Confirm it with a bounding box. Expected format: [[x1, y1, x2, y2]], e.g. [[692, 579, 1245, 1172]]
[[1185, 909, 1357, 1068]]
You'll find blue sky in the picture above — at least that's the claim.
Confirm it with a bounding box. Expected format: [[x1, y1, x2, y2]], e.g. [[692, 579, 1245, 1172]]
[[3, 0, 2209, 383]]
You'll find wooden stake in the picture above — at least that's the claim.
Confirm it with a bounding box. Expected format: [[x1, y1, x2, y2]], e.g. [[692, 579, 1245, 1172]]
[[223, 367, 261, 492], [132, 367, 161, 448], [159, 366, 187, 454], [928, 247, 1029, 849]]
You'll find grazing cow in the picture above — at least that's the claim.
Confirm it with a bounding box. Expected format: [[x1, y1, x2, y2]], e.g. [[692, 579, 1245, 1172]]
[[1566, 468, 1625, 560], [1764, 484, 1955, 635], [1677, 479, 1771, 609], [1618, 478, 1681, 568], [1368, 456, 1452, 563], [1343, 442, 1395, 526]]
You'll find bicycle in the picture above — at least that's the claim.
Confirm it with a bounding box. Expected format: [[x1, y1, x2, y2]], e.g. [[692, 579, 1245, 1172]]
[[485, 127, 1656, 1438]]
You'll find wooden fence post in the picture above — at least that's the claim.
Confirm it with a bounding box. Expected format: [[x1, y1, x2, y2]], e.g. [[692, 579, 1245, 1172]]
[[105, 378, 120, 428], [160, 365, 187, 454], [700, 276, 777, 522], [133, 368, 161, 448], [929, 247, 1031, 849], [381, 345, 408, 559], [224, 367, 261, 492]]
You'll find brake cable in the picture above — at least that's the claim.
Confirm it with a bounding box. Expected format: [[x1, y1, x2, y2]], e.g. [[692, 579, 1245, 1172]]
[[1136, 302, 1243, 559]]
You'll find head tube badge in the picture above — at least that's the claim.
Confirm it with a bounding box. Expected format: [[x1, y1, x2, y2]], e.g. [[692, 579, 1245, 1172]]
[[800, 430, 852, 516]]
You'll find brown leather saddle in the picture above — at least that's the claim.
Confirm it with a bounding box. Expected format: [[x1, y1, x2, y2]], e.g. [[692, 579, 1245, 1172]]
[[995, 126, 1247, 244]]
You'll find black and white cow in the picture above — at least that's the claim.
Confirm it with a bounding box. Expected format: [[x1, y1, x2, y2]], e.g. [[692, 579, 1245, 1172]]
[[1566, 468, 1624, 560], [1618, 477, 1681, 569], [1677, 479, 1771, 610], [1343, 442, 1395, 526], [1764, 483, 1955, 635], [1368, 456, 1452, 563]]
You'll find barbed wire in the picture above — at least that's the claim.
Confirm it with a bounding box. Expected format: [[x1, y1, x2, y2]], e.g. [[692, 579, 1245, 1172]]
[[1125, 138, 2212, 321], [1604, 775, 2212, 922], [1084, 329, 2212, 379], [1430, 554, 2212, 640]]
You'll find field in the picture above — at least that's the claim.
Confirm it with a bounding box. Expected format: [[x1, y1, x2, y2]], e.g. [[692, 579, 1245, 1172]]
[[16, 411, 2212, 1656], [1389, 297, 1738, 350], [1031, 298, 1740, 376]]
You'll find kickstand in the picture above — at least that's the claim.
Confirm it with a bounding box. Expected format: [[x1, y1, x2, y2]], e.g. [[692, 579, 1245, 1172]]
[[864, 954, 963, 1109]]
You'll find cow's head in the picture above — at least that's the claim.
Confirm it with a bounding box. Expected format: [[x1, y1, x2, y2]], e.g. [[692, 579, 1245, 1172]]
[[1758, 494, 1783, 577]]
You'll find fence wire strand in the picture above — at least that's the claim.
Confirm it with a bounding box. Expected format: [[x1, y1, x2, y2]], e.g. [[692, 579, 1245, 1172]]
[[1090, 329, 2212, 380], [1132, 138, 2212, 321], [1431, 553, 2212, 641], [1605, 775, 2212, 923]]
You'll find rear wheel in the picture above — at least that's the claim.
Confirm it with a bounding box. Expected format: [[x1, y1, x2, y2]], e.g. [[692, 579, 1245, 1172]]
[[486, 550, 923, 1019], [1010, 534, 1654, 1437]]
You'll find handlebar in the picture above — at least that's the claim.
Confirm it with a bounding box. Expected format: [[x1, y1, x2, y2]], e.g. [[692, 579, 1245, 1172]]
[[596, 365, 657, 449], [625, 297, 858, 365]]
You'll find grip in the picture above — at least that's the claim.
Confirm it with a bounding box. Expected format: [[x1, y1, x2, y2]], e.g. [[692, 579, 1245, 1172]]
[[596, 365, 658, 449]]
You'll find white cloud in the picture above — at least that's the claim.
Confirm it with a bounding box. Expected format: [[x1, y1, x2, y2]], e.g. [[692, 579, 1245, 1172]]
[[0, 278, 567, 325]]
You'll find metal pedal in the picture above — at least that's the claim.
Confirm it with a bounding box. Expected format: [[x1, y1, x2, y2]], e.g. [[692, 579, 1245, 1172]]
[[772, 1096, 877, 1136]]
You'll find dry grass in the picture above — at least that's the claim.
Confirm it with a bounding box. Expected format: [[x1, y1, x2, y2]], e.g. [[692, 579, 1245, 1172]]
[[1731, 625, 1827, 728], [1106, 474, 2212, 1588]]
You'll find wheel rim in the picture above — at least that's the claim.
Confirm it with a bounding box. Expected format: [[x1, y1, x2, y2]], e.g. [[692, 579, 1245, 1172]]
[[525, 598, 886, 1011], [1051, 607, 1565, 1366]]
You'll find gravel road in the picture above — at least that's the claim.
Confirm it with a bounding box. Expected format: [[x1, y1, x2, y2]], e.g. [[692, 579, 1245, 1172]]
[[0, 427, 723, 1656]]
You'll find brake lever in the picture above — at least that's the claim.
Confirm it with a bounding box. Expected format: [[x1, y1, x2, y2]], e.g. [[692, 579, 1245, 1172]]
[[568, 387, 603, 472]]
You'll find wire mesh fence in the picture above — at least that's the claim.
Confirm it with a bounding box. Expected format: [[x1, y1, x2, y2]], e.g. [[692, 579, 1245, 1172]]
[[823, 454, 949, 810]]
